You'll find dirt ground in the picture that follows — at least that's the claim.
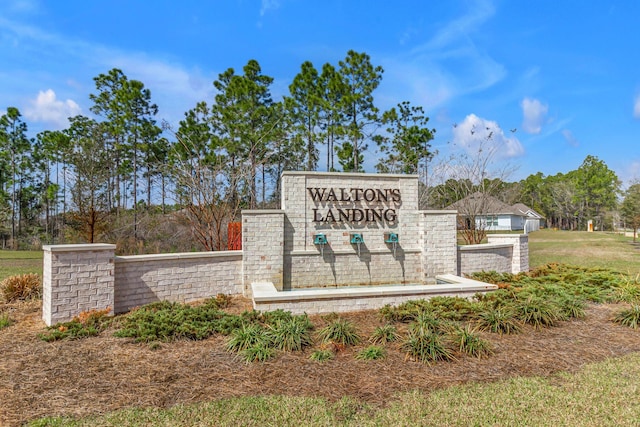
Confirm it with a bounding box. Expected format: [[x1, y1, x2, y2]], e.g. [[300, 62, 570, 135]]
[[2, 298, 640, 426]]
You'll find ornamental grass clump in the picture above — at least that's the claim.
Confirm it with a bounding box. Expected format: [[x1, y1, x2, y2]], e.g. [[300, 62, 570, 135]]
[[267, 316, 314, 352], [516, 295, 562, 329], [410, 310, 449, 335], [454, 325, 493, 358], [558, 295, 587, 319], [317, 318, 360, 346], [402, 328, 455, 364], [477, 306, 522, 335], [309, 349, 334, 362], [0, 313, 12, 330], [355, 345, 386, 361], [613, 305, 640, 329], [225, 323, 270, 353], [241, 342, 276, 363], [0, 273, 41, 302], [369, 324, 399, 344]]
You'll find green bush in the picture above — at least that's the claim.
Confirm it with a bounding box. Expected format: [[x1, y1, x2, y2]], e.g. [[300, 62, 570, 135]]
[[267, 316, 313, 351], [317, 318, 360, 346], [369, 324, 399, 344], [39, 308, 112, 341], [114, 300, 235, 342], [454, 325, 493, 358], [477, 307, 522, 335], [613, 305, 640, 329], [355, 345, 386, 361]]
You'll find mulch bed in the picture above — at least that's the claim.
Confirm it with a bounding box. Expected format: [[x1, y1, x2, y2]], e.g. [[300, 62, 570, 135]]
[[1, 298, 640, 426]]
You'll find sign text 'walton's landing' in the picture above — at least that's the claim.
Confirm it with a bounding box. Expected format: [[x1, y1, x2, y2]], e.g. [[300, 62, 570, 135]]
[[307, 187, 401, 223]]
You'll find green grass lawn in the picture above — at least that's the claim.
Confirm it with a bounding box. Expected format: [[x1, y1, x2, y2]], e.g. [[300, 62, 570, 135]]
[[528, 229, 640, 276], [0, 250, 43, 280]]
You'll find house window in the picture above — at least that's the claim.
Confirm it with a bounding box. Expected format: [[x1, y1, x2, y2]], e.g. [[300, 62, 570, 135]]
[[487, 215, 498, 227]]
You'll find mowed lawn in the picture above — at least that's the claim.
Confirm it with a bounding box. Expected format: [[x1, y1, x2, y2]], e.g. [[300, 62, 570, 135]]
[[0, 250, 42, 280], [528, 229, 640, 276]]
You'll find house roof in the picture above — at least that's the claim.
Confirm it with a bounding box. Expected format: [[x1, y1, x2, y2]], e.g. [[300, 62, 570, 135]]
[[445, 193, 544, 218], [511, 203, 545, 219], [445, 192, 518, 215]]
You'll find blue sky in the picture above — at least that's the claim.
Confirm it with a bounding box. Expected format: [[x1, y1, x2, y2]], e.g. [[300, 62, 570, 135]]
[[1, 0, 639, 184]]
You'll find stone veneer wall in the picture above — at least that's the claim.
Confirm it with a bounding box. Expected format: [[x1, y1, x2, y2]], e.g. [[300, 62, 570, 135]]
[[458, 244, 513, 276], [279, 171, 424, 288], [457, 234, 529, 276], [42, 244, 116, 326], [114, 251, 242, 313], [421, 211, 458, 280], [487, 234, 529, 273], [242, 210, 284, 295]]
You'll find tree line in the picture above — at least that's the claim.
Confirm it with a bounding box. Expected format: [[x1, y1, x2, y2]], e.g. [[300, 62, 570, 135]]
[[0, 50, 633, 253], [0, 51, 435, 251]]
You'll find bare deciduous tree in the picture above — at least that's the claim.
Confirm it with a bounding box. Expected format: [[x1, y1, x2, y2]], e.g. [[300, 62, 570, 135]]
[[428, 128, 516, 244]]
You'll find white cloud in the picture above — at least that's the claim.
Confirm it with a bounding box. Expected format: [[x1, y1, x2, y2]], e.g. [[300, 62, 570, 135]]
[[634, 94, 640, 119], [387, 0, 504, 111], [452, 113, 524, 158], [562, 129, 579, 147], [521, 97, 548, 134], [260, 0, 280, 16], [420, 0, 495, 50], [23, 89, 81, 129]]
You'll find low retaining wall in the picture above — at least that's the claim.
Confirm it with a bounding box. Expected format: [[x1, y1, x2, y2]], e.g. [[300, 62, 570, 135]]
[[42, 233, 528, 325], [252, 275, 498, 314], [115, 251, 242, 313], [457, 234, 529, 276], [42, 245, 243, 326]]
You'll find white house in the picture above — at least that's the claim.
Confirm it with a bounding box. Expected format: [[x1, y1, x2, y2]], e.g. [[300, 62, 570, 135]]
[[446, 193, 544, 233]]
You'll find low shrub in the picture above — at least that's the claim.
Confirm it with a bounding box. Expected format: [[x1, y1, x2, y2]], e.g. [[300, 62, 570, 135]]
[[310, 349, 334, 362], [402, 329, 455, 364], [0, 273, 41, 302], [613, 305, 640, 329], [369, 324, 399, 344], [317, 318, 360, 346], [114, 300, 234, 342], [267, 316, 314, 351], [355, 345, 386, 361], [39, 308, 112, 341], [516, 295, 562, 329], [454, 325, 493, 358], [477, 307, 522, 335]]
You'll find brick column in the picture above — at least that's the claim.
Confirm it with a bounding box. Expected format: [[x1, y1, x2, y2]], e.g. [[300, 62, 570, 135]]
[[487, 234, 529, 273], [242, 210, 285, 296], [421, 210, 458, 278], [42, 244, 116, 326]]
